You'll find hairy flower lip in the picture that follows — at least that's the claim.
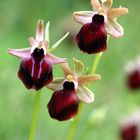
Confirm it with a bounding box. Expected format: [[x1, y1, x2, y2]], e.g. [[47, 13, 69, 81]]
[[47, 87, 79, 121], [73, 0, 128, 38], [75, 13, 107, 54], [18, 48, 53, 90]]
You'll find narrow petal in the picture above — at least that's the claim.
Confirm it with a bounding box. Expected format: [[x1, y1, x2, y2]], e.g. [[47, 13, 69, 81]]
[[28, 37, 38, 47], [91, 0, 101, 11], [8, 47, 31, 53], [105, 19, 124, 38], [61, 63, 73, 76], [108, 7, 129, 19], [36, 20, 44, 42], [78, 74, 101, 85], [48, 32, 69, 53], [47, 77, 64, 90], [77, 85, 94, 104], [73, 11, 93, 24], [45, 53, 67, 64], [8, 48, 30, 58], [45, 21, 50, 44], [73, 58, 84, 76], [102, 0, 113, 9]]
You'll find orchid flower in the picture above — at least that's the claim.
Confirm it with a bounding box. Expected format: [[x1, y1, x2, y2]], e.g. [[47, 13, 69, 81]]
[[47, 58, 101, 121], [125, 56, 140, 90], [8, 20, 68, 90], [73, 0, 128, 54], [120, 110, 140, 140]]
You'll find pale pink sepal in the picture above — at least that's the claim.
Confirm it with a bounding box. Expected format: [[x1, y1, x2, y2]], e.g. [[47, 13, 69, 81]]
[[36, 20, 44, 42], [45, 53, 67, 64], [105, 19, 124, 38], [8, 48, 31, 58], [61, 63, 73, 76], [77, 85, 94, 104], [102, 0, 113, 10], [43, 41, 48, 49], [108, 7, 129, 19], [73, 11, 93, 25], [78, 74, 101, 85], [47, 77, 64, 91], [91, 0, 101, 11], [28, 37, 39, 47], [45, 21, 50, 43]]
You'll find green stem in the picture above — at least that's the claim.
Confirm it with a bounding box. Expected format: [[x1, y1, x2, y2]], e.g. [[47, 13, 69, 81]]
[[82, 125, 91, 140], [90, 52, 103, 74], [28, 90, 41, 140], [82, 37, 110, 140], [66, 102, 83, 140], [66, 52, 103, 140]]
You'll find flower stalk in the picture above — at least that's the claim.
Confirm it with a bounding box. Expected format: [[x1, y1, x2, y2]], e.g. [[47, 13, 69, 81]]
[[66, 102, 84, 140], [90, 52, 103, 74], [28, 90, 41, 140], [66, 52, 103, 140]]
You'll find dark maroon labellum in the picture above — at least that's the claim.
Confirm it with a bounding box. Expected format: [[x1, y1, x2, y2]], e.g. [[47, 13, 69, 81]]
[[127, 70, 140, 90], [47, 81, 78, 121], [18, 48, 53, 90], [76, 14, 107, 54], [120, 124, 138, 140]]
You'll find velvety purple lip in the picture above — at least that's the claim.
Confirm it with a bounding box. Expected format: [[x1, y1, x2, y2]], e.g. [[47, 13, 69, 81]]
[[47, 81, 79, 121], [76, 14, 107, 54], [18, 48, 53, 90]]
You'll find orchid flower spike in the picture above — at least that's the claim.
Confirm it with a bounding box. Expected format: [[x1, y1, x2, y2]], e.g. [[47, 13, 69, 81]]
[[47, 58, 101, 121], [8, 20, 68, 90], [73, 0, 128, 54]]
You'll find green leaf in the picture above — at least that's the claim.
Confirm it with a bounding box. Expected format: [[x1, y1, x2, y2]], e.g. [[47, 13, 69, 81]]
[[73, 58, 84, 75], [48, 32, 69, 53]]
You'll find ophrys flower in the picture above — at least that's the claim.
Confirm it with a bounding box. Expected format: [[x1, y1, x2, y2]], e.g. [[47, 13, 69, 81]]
[[73, 0, 128, 54], [47, 58, 101, 121], [8, 20, 68, 90]]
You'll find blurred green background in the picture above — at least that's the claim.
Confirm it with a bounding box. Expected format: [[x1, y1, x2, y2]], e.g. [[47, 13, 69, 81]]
[[0, 0, 140, 140]]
